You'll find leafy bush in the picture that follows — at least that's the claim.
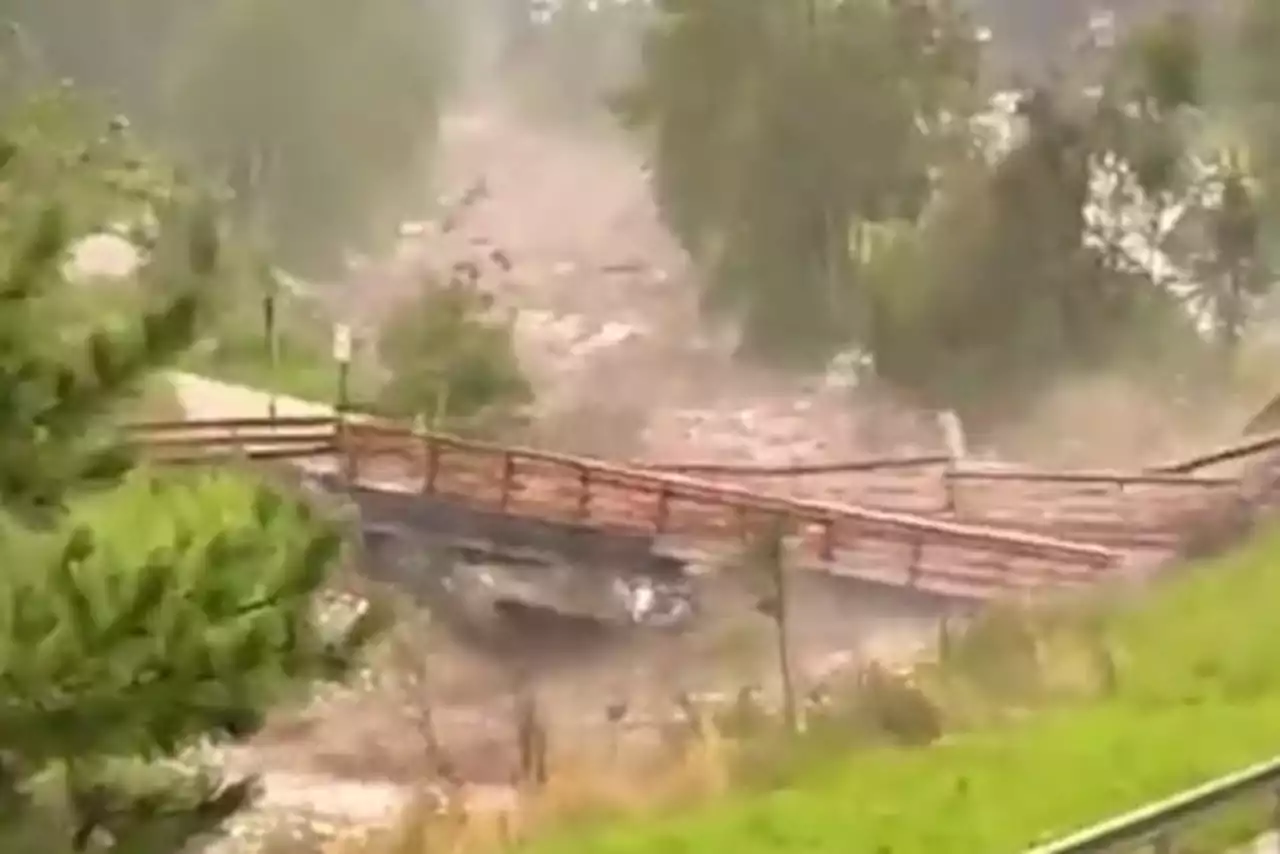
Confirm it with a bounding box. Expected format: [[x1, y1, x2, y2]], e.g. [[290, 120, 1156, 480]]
[[374, 280, 533, 435]]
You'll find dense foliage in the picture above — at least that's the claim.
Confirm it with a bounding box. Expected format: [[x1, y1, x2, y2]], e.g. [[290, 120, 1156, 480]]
[[0, 117, 209, 522], [1234, 0, 1280, 264], [620, 1, 1278, 425], [617, 0, 985, 367]]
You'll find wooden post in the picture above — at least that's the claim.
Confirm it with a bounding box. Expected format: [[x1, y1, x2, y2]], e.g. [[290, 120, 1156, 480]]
[[754, 519, 798, 735], [338, 418, 357, 486], [1113, 478, 1131, 531], [576, 466, 592, 522], [422, 435, 440, 495], [653, 488, 670, 535], [819, 520, 835, 562], [942, 467, 959, 515], [499, 452, 515, 511], [906, 538, 924, 587], [939, 410, 966, 515]]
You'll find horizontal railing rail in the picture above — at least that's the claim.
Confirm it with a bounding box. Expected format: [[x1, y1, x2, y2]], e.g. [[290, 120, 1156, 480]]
[[128, 416, 340, 463], [638, 453, 953, 476], [128, 416, 340, 431], [1027, 754, 1280, 853], [123, 415, 1256, 491], [635, 452, 1237, 548], [947, 467, 1235, 488]]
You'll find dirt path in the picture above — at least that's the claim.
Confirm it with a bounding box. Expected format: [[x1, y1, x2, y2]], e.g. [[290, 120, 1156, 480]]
[[166, 370, 336, 420]]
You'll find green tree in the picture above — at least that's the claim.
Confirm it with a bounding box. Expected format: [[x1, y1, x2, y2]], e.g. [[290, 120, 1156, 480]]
[[0, 471, 382, 853], [1197, 160, 1268, 361], [863, 11, 1247, 423], [0, 85, 177, 249], [161, 0, 444, 278], [0, 94, 383, 852], [863, 82, 1131, 421], [0, 0, 445, 279], [618, 0, 984, 366], [1233, 0, 1280, 265], [375, 280, 533, 435], [0, 153, 208, 523]]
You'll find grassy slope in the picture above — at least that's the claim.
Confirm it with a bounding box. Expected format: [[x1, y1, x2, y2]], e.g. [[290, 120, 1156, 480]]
[[515, 530, 1280, 854]]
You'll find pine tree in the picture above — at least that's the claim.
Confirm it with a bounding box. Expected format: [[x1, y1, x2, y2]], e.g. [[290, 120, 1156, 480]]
[[0, 97, 385, 852], [0, 471, 386, 852], [0, 200, 207, 525]]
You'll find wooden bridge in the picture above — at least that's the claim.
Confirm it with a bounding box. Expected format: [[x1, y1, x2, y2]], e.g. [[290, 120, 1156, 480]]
[[126, 414, 1280, 601]]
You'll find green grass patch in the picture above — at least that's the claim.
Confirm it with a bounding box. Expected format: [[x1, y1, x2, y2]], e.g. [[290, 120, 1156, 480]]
[[513, 529, 1280, 854], [70, 277, 381, 405], [183, 341, 378, 405]]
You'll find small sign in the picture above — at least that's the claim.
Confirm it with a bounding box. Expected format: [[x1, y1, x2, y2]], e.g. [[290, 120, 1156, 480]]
[[938, 410, 967, 462], [332, 323, 352, 364]]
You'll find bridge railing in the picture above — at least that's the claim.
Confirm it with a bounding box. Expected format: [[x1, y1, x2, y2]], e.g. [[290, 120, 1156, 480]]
[[127, 415, 1123, 597], [341, 420, 1118, 552], [651, 456, 1238, 548], [124, 415, 1279, 597], [126, 416, 339, 463], [1027, 755, 1280, 853], [122, 417, 1250, 549]]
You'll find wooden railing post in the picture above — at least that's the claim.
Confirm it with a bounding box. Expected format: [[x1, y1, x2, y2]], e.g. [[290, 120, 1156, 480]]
[[818, 521, 835, 563], [653, 488, 670, 535], [337, 417, 357, 486], [576, 466, 592, 522], [906, 538, 923, 587], [421, 434, 440, 495], [1113, 478, 1133, 532], [499, 451, 515, 511], [939, 410, 966, 516], [942, 467, 959, 515]]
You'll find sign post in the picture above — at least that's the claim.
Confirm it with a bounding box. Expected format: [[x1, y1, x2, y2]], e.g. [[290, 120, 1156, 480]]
[[938, 410, 967, 514], [333, 323, 354, 485], [263, 284, 278, 419], [332, 322, 352, 413]]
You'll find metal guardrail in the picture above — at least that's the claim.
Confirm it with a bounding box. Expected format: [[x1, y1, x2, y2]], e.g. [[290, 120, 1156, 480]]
[[1027, 755, 1280, 853]]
